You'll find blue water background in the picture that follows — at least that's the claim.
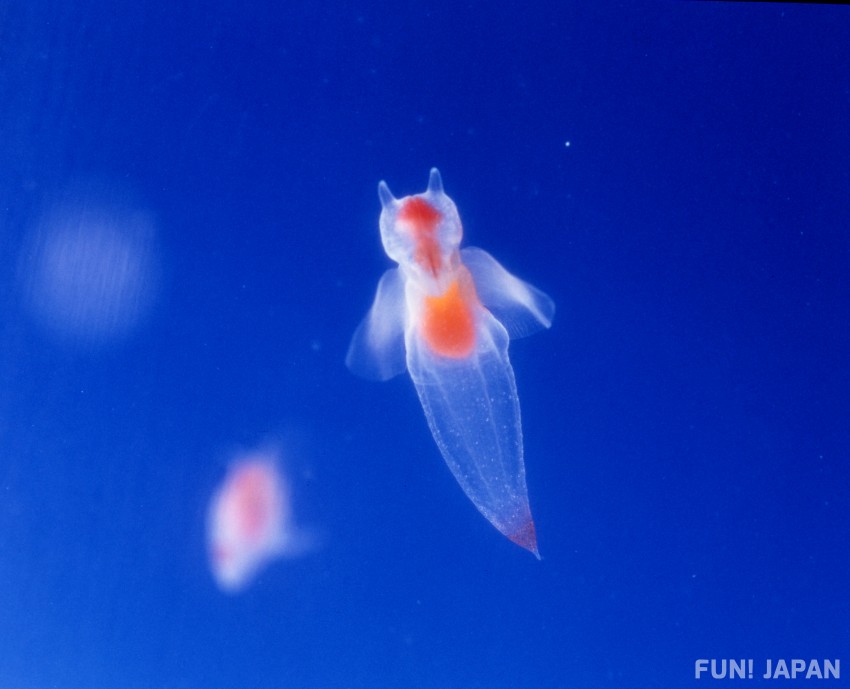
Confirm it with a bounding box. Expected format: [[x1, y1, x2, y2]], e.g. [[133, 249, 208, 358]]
[[0, 2, 848, 687]]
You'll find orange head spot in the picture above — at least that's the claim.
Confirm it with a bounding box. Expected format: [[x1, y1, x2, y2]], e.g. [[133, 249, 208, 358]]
[[399, 196, 441, 227], [399, 197, 442, 276], [421, 279, 476, 359]]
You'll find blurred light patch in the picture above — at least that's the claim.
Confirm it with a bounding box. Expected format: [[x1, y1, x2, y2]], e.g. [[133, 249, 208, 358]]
[[19, 184, 161, 348]]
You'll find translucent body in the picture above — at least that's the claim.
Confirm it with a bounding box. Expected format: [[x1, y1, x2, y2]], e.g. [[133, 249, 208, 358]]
[[347, 169, 554, 555], [207, 455, 292, 592]]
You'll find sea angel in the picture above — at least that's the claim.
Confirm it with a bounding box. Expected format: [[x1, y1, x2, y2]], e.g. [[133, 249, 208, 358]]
[[207, 453, 301, 592], [346, 169, 554, 556]]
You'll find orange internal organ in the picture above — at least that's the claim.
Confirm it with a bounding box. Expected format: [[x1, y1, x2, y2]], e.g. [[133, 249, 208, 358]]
[[399, 197, 442, 277], [421, 279, 477, 358], [231, 464, 275, 542]]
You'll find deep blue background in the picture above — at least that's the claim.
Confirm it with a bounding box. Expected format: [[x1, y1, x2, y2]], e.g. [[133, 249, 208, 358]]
[[1, 2, 848, 687]]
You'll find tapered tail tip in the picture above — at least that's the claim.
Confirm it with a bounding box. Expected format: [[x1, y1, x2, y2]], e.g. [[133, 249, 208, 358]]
[[508, 519, 540, 559]]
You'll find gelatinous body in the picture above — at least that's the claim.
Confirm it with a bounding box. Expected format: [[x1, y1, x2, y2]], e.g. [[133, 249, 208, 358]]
[[207, 453, 296, 592], [347, 169, 554, 556]]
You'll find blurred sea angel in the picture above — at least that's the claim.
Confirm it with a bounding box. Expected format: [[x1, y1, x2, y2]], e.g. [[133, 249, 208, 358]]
[[207, 452, 308, 593]]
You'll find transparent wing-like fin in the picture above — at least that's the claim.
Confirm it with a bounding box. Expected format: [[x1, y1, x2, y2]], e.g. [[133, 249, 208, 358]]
[[461, 247, 555, 339], [346, 268, 407, 381], [406, 310, 539, 557]]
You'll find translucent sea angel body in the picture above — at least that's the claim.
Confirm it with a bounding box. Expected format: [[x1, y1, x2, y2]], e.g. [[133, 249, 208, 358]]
[[347, 169, 554, 556], [207, 453, 305, 592]]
